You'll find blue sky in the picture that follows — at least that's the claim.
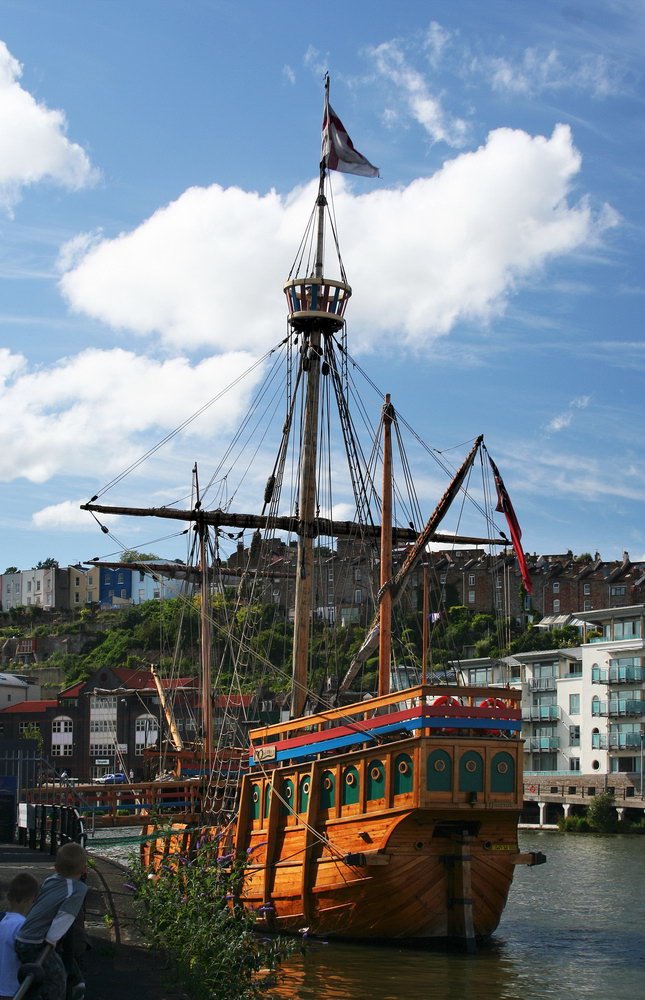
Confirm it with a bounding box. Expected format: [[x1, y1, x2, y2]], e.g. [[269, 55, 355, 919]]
[[0, 0, 643, 572]]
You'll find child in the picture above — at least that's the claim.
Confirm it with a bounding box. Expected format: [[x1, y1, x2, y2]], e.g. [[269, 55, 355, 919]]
[[0, 872, 39, 1000], [15, 843, 88, 1000]]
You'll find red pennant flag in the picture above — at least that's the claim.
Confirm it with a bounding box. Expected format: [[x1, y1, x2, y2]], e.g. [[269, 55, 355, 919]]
[[488, 456, 532, 594]]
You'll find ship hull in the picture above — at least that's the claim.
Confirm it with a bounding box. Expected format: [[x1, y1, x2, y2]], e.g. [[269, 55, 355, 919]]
[[144, 687, 528, 946]]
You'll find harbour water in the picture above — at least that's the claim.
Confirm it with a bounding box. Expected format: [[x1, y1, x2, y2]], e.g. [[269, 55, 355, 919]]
[[269, 832, 645, 1000], [88, 827, 644, 999]]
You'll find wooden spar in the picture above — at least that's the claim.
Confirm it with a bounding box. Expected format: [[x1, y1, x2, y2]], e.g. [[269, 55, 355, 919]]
[[421, 561, 429, 686], [289, 162, 327, 720], [80, 503, 504, 548], [198, 513, 213, 757], [338, 434, 484, 694], [150, 663, 184, 752], [378, 396, 394, 697]]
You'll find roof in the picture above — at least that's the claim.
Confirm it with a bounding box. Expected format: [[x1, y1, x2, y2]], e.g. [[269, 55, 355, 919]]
[[59, 668, 197, 699], [0, 673, 28, 688], [0, 699, 57, 714], [214, 694, 252, 709]]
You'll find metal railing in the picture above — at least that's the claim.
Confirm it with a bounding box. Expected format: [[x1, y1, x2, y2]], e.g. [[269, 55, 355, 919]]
[[524, 736, 559, 751], [522, 706, 560, 721]]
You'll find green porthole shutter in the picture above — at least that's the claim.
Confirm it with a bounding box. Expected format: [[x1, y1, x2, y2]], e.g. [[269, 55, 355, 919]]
[[490, 752, 515, 793], [298, 776, 310, 813], [281, 778, 294, 815], [341, 765, 360, 805], [459, 751, 484, 793], [427, 749, 452, 792], [320, 770, 335, 809], [251, 783, 261, 820], [367, 760, 385, 800], [393, 753, 413, 795], [263, 783, 272, 819]]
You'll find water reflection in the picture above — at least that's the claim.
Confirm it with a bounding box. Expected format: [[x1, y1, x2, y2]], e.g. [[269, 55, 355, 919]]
[[271, 833, 645, 1000]]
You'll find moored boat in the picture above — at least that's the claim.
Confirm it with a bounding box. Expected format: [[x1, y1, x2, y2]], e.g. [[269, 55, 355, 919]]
[[86, 77, 544, 948]]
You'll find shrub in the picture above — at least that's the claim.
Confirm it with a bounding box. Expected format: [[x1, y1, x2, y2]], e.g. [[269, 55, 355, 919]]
[[587, 791, 618, 834], [131, 847, 293, 1000]]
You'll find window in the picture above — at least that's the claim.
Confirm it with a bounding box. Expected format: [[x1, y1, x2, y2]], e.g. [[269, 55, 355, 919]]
[[569, 725, 580, 747], [553, 599, 560, 613], [569, 693, 580, 715], [569, 758, 581, 772], [354, 589, 362, 604], [104, 574, 110, 584], [568, 662, 582, 677], [117, 572, 124, 585], [51, 744, 73, 757], [610, 586, 626, 597], [27, 581, 31, 592], [36, 581, 41, 591], [468, 590, 475, 604], [468, 574, 475, 586], [74, 593, 80, 604], [553, 581, 560, 593], [583, 583, 591, 595], [75, 576, 80, 586], [19, 721, 40, 735], [90, 743, 115, 756], [121, 589, 127, 598], [135, 714, 159, 755], [583, 600, 592, 611], [52, 717, 73, 733]]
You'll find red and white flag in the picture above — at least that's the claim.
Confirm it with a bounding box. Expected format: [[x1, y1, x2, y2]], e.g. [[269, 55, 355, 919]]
[[488, 455, 533, 594], [322, 103, 379, 178]]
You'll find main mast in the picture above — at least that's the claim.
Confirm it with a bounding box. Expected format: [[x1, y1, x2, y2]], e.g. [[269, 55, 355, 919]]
[[286, 77, 352, 718]]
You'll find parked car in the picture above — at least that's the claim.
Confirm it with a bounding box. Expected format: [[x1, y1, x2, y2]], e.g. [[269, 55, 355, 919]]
[[95, 772, 127, 784]]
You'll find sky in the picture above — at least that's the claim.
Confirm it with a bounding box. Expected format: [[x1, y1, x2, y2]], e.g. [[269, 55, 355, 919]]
[[0, 0, 643, 573]]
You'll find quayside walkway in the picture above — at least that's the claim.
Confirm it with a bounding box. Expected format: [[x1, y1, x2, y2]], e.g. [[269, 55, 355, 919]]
[[0, 844, 185, 1000]]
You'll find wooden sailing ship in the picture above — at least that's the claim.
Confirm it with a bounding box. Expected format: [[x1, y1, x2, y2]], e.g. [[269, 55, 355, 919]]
[[83, 78, 544, 947]]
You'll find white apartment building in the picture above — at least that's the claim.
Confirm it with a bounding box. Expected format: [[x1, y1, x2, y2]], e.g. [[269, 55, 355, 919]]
[[459, 603, 644, 780]]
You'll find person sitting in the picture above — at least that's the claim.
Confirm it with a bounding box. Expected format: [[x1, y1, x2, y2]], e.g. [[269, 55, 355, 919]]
[[0, 872, 39, 1000], [15, 843, 88, 1000]]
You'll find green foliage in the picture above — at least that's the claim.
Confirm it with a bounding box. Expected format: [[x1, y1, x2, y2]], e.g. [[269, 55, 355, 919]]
[[131, 850, 294, 1000], [4, 566, 18, 574], [587, 792, 619, 833], [20, 723, 43, 750], [558, 815, 591, 833], [34, 557, 59, 568], [120, 549, 162, 563]]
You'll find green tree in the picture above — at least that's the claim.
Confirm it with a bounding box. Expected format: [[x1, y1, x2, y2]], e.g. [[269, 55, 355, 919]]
[[120, 549, 161, 563], [4, 566, 17, 574], [34, 557, 59, 568], [587, 791, 618, 833]]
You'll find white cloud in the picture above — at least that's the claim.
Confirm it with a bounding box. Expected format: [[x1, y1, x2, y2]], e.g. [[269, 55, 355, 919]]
[[282, 64, 296, 85], [0, 40, 97, 212], [545, 394, 592, 434], [60, 124, 613, 354], [0, 347, 260, 485], [486, 47, 620, 98], [32, 499, 117, 532], [369, 39, 468, 146]]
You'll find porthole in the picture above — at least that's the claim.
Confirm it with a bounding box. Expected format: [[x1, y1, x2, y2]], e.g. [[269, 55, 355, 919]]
[[252, 789, 260, 803], [302, 780, 310, 794], [345, 771, 356, 786], [323, 776, 333, 791], [284, 784, 293, 799], [433, 759, 446, 773], [496, 761, 509, 775], [414, 841, 424, 851], [370, 766, 382, 781], [465, 760, 477, 773], [398, 760, 410, 775]]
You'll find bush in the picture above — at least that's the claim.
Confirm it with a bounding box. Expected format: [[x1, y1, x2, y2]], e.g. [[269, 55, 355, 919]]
[[558, 815, 591, 833], [131, 847, 293, 1000], [587, 791, 619, 833]]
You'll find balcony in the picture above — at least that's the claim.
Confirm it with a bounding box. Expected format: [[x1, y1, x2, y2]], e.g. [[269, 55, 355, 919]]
[[592, 667, 644, 685], [592, 700, 645, 718], [522, 706, 561, 721], [525, 736, 560, 752], [591, 732, 643, 750], [527, 678, 557, 692]]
